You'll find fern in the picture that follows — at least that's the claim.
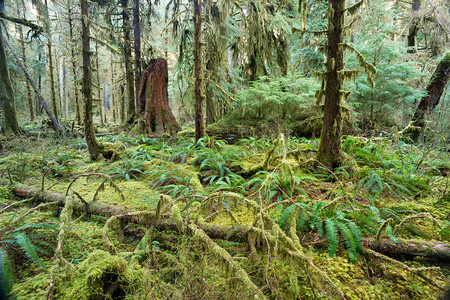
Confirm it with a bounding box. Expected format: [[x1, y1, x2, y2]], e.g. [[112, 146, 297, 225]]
[[278, 204, 297, 230], [14, 233, 45, 270], [336, 221, 359, 264], [0, 249, 11, 296], [325, 218, 338, 257]]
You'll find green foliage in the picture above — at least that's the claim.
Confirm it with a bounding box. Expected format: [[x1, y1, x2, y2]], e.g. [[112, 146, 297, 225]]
[[347, 0, 425, 130], [110, 157, 145, 181], [0, 222, 57, 291], [235, 73, 318, 120], [43, 150, 76, 177]]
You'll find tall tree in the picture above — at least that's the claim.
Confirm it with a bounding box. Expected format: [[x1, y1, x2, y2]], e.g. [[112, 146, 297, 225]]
[[44, 0, 59, 121], [68, 2, 82, 125], [0, 2, 20, 134], [316, 0, 346, 169], [121, 0, 135, 122], [133, 0, 142, 111], [193, 0, 206, 141], [315, 0, 374, 168], [410, 51, 450, 141], [16, 0, 34, 121], [81, 0, 102, 160]]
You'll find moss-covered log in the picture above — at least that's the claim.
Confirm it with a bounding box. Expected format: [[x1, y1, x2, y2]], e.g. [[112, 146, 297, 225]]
[[366, 238, 450, 260], [10, 184, 450, 261]]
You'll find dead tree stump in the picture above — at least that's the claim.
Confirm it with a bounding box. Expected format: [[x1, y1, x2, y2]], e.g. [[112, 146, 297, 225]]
[[134, 57, 180, 136]]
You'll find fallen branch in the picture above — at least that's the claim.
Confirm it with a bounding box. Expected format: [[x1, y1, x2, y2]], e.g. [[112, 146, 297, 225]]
[[10, 183, 450, 261]]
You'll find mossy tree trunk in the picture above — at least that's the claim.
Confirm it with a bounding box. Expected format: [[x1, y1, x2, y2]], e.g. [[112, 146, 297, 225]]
[[410, 52, 450, 141], [81, 0, 102, 160], [194, 0, 206, 141], [316, 0, 345, 169], [68, 5, 81, 125], [133, 0, 142, 110], [0, 24, 20, 134], [407, 0, 421, 53], [135, 58, 180, 136], [16, 0, 34, 121], [121, 0, 135, 123], [44, 0, 58, 122]]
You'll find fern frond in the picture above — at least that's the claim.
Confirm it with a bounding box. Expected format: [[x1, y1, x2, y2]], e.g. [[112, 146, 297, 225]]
[[0, 249, 12, 295], [278, 204, 297, 230], [325, 218, 338, 257], [337, 221, 358, 263], [14, 233, 45, 269]]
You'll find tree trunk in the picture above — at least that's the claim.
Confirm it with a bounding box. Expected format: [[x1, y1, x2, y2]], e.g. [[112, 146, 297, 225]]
[[121, 0, 135, 123], [111, 58, 117, 121], [81, 0, 102, 160], [135, 58, 180, 136], [407, 0, 420, 53], [410, 52, 450, 141], [11, 183, 450, 261], [95, 41, 104, 127], [2, 34, 63, 137], [316, 0, 345, 169], [68, 5, 81, 125], [16, 0, 34, 121], [0, 25, 20, 134], [45, 0, 58, 122], [133, 0, 142, 111], [194, 0, 206, 141]]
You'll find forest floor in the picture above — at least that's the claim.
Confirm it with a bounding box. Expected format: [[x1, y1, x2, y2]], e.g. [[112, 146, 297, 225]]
[[0, 126, 449, 299]]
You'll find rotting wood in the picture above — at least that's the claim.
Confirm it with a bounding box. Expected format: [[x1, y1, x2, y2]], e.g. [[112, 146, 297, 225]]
[[9, 183, 450, 261]]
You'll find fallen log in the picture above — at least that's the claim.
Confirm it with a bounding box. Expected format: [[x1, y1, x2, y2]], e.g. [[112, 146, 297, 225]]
[[9, 183, 450, 261]]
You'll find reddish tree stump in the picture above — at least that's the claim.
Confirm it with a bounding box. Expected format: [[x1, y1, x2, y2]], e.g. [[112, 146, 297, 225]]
[[135, 58, 180, 136]]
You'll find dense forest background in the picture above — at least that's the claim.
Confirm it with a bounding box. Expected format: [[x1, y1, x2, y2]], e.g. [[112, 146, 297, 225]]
[[0, 0, 449, 299]]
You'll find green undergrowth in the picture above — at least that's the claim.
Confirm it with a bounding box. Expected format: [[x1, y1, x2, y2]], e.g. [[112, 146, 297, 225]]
[[0, 132, 448, 299]]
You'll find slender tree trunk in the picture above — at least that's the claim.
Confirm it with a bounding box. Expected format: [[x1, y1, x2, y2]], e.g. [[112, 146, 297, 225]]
[[16, 0, 34, 121], [120, 83, 126, 123], [0, 26, 20, 134], [3, 33, 63, 137], [121, 0, 135, 123], [133, 0, 142, 111], [68, 5, 81, 125], [111, 58, 117, 121], [45, 0, 58, 122], [316, 0, 345, 169], [193, 0, 206, 141], [410, 52, 450, 141], [95, 41, 104, 127], [58, 54, 64, 118], [407, 0, 420, 53], [64, 64, 68, 119], [81, 0, 102, 160]]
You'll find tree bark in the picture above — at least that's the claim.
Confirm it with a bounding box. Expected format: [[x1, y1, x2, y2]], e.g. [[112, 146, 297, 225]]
[[121, 0, 136, 123], [410, 52, 450, 141], [407, 0, 420, 53], [95, 41, 104, 127], [45, 0, 59, 122], [0, 25, 20, 134], [194, 0, 206, 141], [10, 183, 450, 261], [68, 5, 81, 125], [16, 0, 34, 121], [316, 0, 345, 169], [2, 34, 63, 137], [133, 0, 142, 111], [81, 0, 102, 160], [135, 58, 180, 136]]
